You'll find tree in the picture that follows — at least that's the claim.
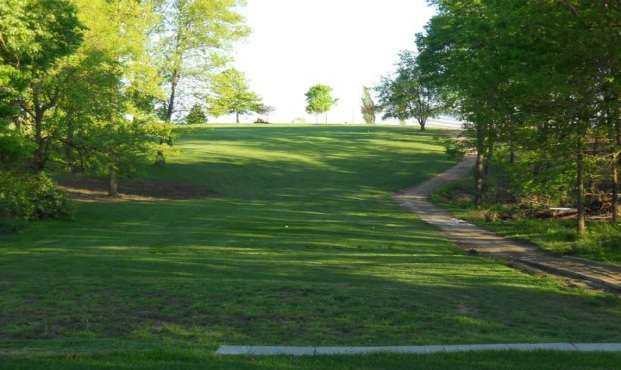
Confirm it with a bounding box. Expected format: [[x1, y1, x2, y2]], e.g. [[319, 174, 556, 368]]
[[1, 0, 172, 198], [376, 75, 409, 125], [154, 0, 250, 122], [0, 0, 84, 170], [207, 68, 265, 123], [361, 87, 377, 124], [185, 104, 207, 125], [305, 84, 337, 124], [377, 51, 443, 131], [416, 0, 621, 237]]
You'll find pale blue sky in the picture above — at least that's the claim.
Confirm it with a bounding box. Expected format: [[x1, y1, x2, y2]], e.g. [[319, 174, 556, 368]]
[[232, 0, 436, 123]]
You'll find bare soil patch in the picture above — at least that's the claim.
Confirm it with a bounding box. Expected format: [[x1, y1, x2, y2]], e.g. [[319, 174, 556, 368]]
[[58, 177, 215, 202]]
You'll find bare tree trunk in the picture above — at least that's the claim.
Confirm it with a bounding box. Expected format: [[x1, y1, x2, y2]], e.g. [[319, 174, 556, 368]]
[[576, 140, 586, 238], [613, 155, 619, 223], [473, 125, 487, 206], [615, 112, 621, 222], [65, 118, 75, 170], [236, 112, 240, 124], [108, 166, 119, 197], [475, 150, 484, 206], [509, 127, 516, 164], [325, 112, 328, 124], [419, 118, 427, 131], [165, 69, 179, 122]]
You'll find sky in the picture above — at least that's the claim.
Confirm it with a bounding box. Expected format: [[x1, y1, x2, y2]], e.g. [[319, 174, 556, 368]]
[[231, 0, 437, 124]]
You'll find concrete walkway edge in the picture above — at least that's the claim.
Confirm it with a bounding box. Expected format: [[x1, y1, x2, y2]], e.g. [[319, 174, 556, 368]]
[[216, 343, 621, 356]]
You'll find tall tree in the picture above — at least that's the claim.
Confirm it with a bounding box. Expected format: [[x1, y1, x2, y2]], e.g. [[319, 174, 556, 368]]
[[305, 84, 337, 124], [0, 0, 84, 171], [154, 0, 249, 122], [360, 86, 377, 124], [207, 68, 266, 123], [417, 0, 621, 236]]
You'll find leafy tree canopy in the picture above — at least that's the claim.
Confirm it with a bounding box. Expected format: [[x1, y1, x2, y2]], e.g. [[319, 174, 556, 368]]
[[207, 68, 266, 123], [305, 84, 337, 123]]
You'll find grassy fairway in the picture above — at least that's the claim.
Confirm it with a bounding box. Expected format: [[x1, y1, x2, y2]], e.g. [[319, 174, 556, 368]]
[[2, 126, 621, 368]]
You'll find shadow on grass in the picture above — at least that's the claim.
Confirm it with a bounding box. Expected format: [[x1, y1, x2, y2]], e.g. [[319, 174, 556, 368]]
[[2, 126, 621, 350]]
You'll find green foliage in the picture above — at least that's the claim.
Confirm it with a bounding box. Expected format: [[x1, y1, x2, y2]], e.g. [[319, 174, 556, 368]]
[[432, 153, 621, 264], [207, 68, 265, 122], [433, 134, 465, 161], [185, 104, 207, 125], [0, 0, 83, 129], [0, 171, 71, 221], [0, 0, 83, 70], [416, 0, 621, 234], [376, 51, 443, 130], [1, 0, 171, 186], [360, 86, 377, 124], [305, 84, 337, 123], [0, 132, 33, 168], [154, 0, 250, 121]]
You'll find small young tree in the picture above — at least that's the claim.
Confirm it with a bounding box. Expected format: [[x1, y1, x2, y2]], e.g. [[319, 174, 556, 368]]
[[207, 68, 265, 123], [185, 104, 207, 125], [361, 87, 377, 124], [305, 84, 338, 124], [83, 117, 171, 196]]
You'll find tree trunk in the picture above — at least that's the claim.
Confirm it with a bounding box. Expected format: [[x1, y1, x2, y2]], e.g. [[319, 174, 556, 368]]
[[165, 69, 179, 122], [473, 124, 487, 206], [108, 167, 119, 197], [32, 106, 46, 172], [325, 112, 328, 124], [509, 128, 515, 164], [419, 118, 427, 131], [576, 141, 586, 238], [474, 150, 484, 206], [65, 118, 74, 170], [155, 137, 166, 166], [236, 112, 240, 124], [613, 154, 619, 223], [615, 112, 621, 222]]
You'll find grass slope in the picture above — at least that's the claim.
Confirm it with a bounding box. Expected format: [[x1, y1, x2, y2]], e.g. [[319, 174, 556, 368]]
[[2, 126, 621, 368]]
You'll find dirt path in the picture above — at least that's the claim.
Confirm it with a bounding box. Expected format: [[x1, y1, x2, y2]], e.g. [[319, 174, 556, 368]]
[[395, 156, 621, 294]]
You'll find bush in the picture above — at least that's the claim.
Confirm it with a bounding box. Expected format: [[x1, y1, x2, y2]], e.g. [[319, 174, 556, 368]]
[[185, 104, 207, 125], [0, 172, 72, 221]]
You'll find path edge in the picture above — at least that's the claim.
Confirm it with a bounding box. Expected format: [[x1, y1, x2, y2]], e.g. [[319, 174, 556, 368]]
[[216, 343, 621, 356]]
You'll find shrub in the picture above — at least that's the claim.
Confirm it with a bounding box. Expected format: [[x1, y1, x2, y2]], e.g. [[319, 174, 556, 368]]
[[185, 104, 207, 125], [0, 172, 72, 221]]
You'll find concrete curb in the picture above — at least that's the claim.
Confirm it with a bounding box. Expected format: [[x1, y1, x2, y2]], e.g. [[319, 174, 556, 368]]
[[216, 343, 621, 356]]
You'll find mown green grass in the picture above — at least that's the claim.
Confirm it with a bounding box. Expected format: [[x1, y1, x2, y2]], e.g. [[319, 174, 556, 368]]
[[3, 347, 621, 370], [432, 175, 621, 265], [2, 125, 621, 368]]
